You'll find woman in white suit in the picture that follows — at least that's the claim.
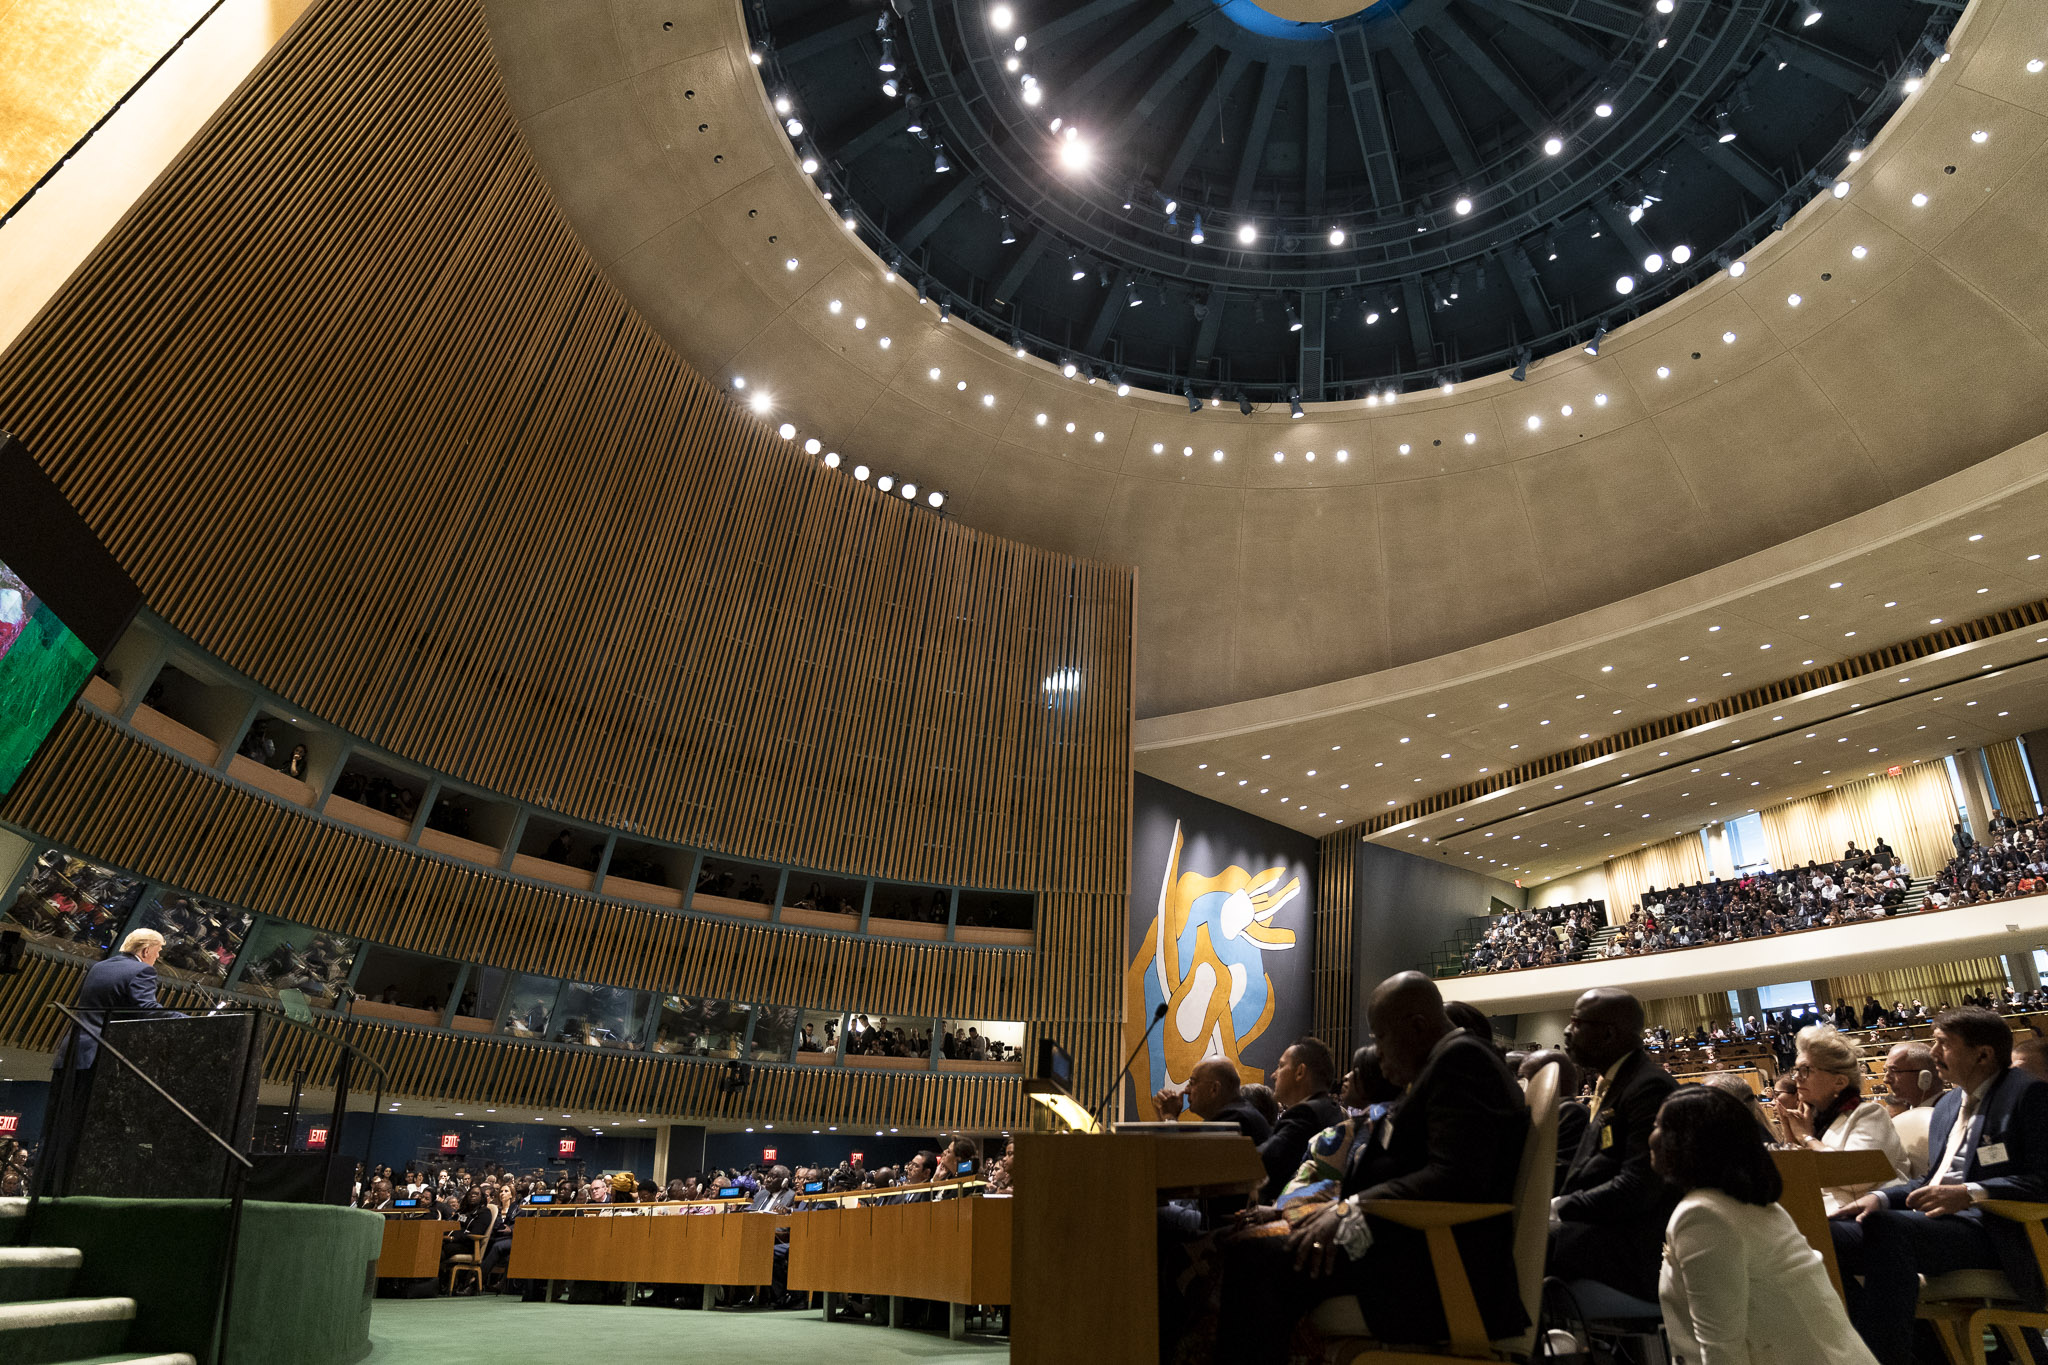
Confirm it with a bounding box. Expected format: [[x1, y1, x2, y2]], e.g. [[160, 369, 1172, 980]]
[[1652, 1086, 1878, 1365], [1772, 1024, 1905, 1211]]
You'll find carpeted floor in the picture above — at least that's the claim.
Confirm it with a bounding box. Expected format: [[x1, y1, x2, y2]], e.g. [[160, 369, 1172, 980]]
[[364, 1297, 1009, 1364]]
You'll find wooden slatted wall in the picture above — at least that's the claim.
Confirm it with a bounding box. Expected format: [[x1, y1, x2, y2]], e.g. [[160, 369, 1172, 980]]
[[1313, 831, 1356, 1065], [0, 0, 1134, 1124]]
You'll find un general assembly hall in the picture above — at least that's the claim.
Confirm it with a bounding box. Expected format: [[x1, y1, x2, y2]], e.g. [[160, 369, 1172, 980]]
[[1, 0, 2046, 1361]]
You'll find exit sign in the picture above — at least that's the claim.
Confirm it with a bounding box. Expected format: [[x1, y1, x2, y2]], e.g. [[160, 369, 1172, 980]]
[[762, 1147, 777, 1161], [440, 1134, 461, 1151], [0, 1114, 18, 1134], [557, 1138, 578, 1157], [306, 1127, 328, 1149], [1887, 765, 1903, 777], [851, 1152, 863, 1163]]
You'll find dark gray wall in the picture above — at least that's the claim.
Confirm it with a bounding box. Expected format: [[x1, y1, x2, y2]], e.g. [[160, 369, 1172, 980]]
[[1350, 840, 1525, 1026]]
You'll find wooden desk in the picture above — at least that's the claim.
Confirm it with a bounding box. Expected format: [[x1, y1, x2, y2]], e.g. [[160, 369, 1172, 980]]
[[787, 1196, 1011, 1307], [1772, 1148, 1900, 1299], [1012, 1132, 1264, 1365], [507, 1212, 783, 1287], [377, 1219, 453, 1278]]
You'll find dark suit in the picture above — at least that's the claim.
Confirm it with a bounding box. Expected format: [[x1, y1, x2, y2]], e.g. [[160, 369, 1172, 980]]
[[1213, 1099, 1273, 1146], [1552, 1099, 1589, 1191], [1549, 1049, 1678, 1302], [1832, 1067, 2048, 1365], [53, 950, 164, 1071], [1215, 1033, 1530, 1362], [44, 949, 171, 1194], [1259, 1093, 1345, 1202]]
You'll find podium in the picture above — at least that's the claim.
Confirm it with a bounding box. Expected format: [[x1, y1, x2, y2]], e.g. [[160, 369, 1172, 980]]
[[68, 1011, 267, 1198], [1012, 1132, 1264, 1365]]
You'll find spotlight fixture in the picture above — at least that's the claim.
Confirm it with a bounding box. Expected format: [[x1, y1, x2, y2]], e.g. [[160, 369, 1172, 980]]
[[905, 97, 924, 135], [878, 37, 896, 73], [1583, 324, 1606, 357], [1453, 196, 1473, 216], [1510, 348, 1531, 382], [1542, 234, 1558, 262], [1285, 302, 1303, 332], [1328, 226, 1346, 246], [1593, 90, 1615, 118], [881, 76, 899, 98], [1061, 359, 1078, 378], [1670, 243, 1692, 264], [938, 299, 951, 322], [887, 253, 903, 279], [784, 117, 803, 138], [900, 482, 917, 500], [1236, 392, 1253, 417], [927, 489, 946, 508], [1543, 136, 1564, 156], [1190, 214, 1205, 245], [1799, 0, 1822, 24], [1831, 179, 1850, 199], [1644, 252, 1665, 273], [1184, 384, 1199, 414], [1615, 274, 1636, 295], [1068, 255, 1086, 281], [1714, 109, 1737, 143], [876, 473, 894, 492], [933, 146, 951, 173], [1236, 223, 1256, 245], [853, 464, 870, 481], [1125, 280, 1141, 309], [1000, 213, 1016, 245], [1288, 391, 1304, 419]]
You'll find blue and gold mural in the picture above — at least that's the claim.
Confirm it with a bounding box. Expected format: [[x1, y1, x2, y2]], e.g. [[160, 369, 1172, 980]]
[[1125, 775, 1316, 1119]]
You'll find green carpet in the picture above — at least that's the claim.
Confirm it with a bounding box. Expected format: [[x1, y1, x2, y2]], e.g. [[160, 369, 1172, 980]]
[[365, 1298, 1008, 1364]]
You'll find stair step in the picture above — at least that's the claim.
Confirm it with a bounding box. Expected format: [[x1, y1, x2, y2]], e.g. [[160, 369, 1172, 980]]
[[0, 1247, 84, 1304], [0, 1297, 137, 1365]]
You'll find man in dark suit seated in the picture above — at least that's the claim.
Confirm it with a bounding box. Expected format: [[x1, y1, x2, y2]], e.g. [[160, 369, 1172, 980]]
[[1152, 1057, 1273, 1144], [1213, 972, 1529, 1363], [1258, 1038, 1345, 1202], [42, 927, 180, 1191], [1831, 1006, 2048, 1365], [1550, 987, 1677, 1304]]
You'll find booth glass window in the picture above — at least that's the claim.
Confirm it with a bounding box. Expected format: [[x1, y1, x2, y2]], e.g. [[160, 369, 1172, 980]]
[[137, 892, 250, 985], [237, 922, 358, 1005], [5, 850, 146, 955], [797, 1010, 844, 1054], [554, 983, 653, 1050], [844, 1014, 932, 1059], [868, 882, 950, 925], [749, 1005, 799, 1061], [939, 1018, 1026, 1063], [652, 996, 752, 1057], [499, 974, 561, 1039]]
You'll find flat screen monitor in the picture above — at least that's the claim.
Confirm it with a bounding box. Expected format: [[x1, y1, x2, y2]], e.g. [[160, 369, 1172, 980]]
[[1035, 1038, 1075, 1093], [802, 1180, 825, 1194], [717, 1185, 743, 1199], [0, 432, 141, 800], [525, 1193, 554, 1204], [391, 1198, 419, 1209], [956, 1158, 976, 1176]]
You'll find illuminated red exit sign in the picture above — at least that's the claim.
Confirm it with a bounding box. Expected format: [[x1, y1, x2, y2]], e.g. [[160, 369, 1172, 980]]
[[851, 1152, 863, 1163], [440, 1134, 461, 1151], [0, 1114, 18, 1135], [762, 1147, 777, 1161], [1887, 765, 1903, 777], [557, 1138, 578, 1157], [306, 1127, 328, 1149]]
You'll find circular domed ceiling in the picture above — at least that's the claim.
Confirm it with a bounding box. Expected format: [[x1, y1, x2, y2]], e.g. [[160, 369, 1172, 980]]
[[749, 0, 1949, 405]]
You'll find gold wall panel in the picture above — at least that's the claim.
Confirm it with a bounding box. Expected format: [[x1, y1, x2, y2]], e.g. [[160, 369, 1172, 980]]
[[0, 0, 216, 210]]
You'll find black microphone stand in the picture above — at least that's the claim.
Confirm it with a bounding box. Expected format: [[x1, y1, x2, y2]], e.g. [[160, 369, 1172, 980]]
[[1086, 1002, 1170, 1133]]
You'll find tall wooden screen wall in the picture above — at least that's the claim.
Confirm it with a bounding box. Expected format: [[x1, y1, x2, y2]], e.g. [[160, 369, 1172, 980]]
[[0, 0, 1134, 1128]]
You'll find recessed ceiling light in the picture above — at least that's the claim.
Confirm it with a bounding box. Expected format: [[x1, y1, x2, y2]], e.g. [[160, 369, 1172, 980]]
[[1851, 245, 1868, 259], [1911, 192, 1929, 207]]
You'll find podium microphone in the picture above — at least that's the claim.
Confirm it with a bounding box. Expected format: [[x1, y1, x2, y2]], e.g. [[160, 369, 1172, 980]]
[[1087, 1002, 1169, 1133]]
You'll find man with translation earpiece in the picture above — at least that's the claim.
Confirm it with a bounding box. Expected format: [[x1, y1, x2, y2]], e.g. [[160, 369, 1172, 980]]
[[1880, 1042, 1944, 1180]]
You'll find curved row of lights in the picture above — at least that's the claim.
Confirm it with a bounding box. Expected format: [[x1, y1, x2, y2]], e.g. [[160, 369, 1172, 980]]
[[729, 378, 948, 509]]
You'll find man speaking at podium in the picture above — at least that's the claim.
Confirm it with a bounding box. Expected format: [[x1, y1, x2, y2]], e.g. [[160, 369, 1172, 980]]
[[43, 927, 174, 1189], [1214, 972, 1529, 1363]]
